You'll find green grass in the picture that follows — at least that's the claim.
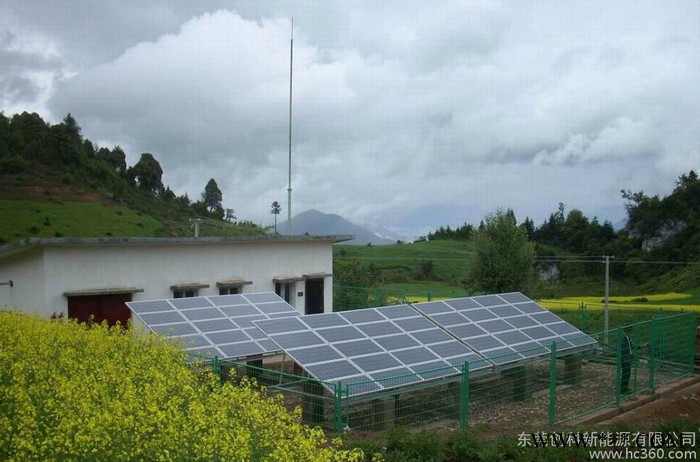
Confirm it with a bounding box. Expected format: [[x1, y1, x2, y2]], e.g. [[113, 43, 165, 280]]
[[0, 199, 164, 242], [381, 281, 471, 298], [335, 240, 700, 306], [334, 240, 475, 283]]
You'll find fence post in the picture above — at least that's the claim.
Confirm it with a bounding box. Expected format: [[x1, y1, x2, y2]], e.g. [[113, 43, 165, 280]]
[[333, 382, 343, 433], [213, 355, 221, 377], [689, 312, 697, 374], [459, 361, 470, 429], [548, 341, 557, 426], [344, 384, 350, 430], [632, 326, 639, 394], [615, 327, 622, 405], [649, 318, 657, 391]]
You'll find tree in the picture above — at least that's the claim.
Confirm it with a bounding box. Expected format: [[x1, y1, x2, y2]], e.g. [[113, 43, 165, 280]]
[[333, 259, 378, 310], [129, 153, 163, 193], [47, 113, 83, 165], [519, 217, 535, 241], [270, 201, 282, 234], [224, 208, 236, 223], [203, 178, 223, 214], [416, 259, 434, 280], [468, 208, 535, 294]]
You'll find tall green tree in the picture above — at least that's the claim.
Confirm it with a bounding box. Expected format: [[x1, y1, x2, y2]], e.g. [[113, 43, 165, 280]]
[[47, 113, 83, 165], [203, 178, 223, 214], [270, 201, 282, 234], [468, 208, 535, 294], [129, 153, 163, 193]]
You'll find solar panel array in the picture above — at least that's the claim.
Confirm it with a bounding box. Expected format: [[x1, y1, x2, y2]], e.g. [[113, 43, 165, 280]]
[[412, 292, 596, 366], [127, 291, 597, 398], [126, 292, 301, 359], [254, 304, 490, 396]]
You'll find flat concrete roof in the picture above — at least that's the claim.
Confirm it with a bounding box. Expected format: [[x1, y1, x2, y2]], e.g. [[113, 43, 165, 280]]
[[0, 235, 354, 261]]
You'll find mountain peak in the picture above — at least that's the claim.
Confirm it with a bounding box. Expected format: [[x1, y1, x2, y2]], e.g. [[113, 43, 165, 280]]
[[279, 210, 393, 245]]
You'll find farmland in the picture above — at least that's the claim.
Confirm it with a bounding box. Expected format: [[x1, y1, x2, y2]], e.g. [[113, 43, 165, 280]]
[[0, 312, 361, 461]]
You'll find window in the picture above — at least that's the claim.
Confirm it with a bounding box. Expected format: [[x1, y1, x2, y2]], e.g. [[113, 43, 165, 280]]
[[173, 289, 197, 298], [170, 283, 209, 298], [275, 282, 295, 304], [216, 280, 251, 295], [219, 286, 241, 295]]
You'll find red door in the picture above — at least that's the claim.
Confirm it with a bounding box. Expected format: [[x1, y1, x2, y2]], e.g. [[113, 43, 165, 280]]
[[67, 294, 132, 327]]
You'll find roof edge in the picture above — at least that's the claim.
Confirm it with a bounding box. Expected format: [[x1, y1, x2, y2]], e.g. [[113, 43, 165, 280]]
[[0, 234, 354, 260]]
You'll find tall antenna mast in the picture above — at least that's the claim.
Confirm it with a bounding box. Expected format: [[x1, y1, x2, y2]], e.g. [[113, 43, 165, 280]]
[[287, 17, 294, 235]]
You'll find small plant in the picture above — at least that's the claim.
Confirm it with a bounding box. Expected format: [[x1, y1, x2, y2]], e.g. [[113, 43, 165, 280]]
[[386, 428, 443, 461], [54, 232, 63, 237], [28, 226, 39, 234], [43, 217, 50, 227]]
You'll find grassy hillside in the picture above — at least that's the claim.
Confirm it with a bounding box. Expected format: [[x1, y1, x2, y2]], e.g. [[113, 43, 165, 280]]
[[334, 240, 475, 284], [0, 199, 165, 242], [0, 200, 163, 242]]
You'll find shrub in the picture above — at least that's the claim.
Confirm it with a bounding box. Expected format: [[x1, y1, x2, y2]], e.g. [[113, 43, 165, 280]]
[[385, 428, 443, 461], [0, 312, 362, 461]]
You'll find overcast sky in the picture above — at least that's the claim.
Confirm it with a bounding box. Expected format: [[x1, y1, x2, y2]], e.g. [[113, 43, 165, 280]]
[[1, 1, 698, 239]]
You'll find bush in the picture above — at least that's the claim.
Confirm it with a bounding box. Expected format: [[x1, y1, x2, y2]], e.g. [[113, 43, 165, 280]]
[[0, 312, 362, 461], [386, 429, 443, 461]]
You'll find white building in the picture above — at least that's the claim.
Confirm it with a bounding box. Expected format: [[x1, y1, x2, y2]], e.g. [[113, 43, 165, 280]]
[[0, 235, 351, 326]]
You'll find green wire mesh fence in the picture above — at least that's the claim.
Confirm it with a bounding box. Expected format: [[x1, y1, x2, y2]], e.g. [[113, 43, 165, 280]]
[[196, 312, 696, 433], [334, 286, 435, 311]]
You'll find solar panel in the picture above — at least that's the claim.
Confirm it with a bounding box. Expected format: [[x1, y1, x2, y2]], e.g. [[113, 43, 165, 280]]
[[126, 292, 301, 359], [412, 292, 596, 366], [255, 304, 490, 397]]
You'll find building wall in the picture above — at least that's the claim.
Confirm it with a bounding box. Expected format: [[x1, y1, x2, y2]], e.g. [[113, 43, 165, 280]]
[[2, 241, 334, 318], [0, 248, 46, 314]]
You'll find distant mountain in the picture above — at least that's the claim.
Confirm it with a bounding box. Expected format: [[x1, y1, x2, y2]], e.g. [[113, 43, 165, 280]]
[[279, 209, 394, 245]]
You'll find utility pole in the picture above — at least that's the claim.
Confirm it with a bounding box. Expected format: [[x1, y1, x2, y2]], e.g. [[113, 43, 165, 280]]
[[190, 218, 202, 238], [287, 17, 294, 236], [604, 255, 611, 336]]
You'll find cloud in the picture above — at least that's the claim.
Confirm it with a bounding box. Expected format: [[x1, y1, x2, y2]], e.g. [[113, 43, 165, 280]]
[[533, 118, 658, 165], [0, 1, 696, 239], [0, 31, 64, 110]]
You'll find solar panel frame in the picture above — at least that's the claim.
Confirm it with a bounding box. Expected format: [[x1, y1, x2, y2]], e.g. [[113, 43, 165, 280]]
[[255, 304, 490, 397], [126, 292, 302, 360], [412, 292, 597, 366]]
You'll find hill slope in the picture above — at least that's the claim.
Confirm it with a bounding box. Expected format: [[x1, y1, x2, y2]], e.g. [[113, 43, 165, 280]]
[[0, 111, 267, 242], [0, 199, 165, 242], [279, 209, 393, 245]]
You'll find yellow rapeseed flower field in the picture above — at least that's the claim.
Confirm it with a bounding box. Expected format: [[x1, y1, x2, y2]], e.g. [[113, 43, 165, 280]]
[[0, 311, 364, 462], [539, 292, 700, 312], [386, 292, 700, 312]]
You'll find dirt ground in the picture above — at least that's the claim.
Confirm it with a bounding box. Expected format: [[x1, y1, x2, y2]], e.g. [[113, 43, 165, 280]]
[[340, 379, 700, 445], [602, 381, 700, 429]]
